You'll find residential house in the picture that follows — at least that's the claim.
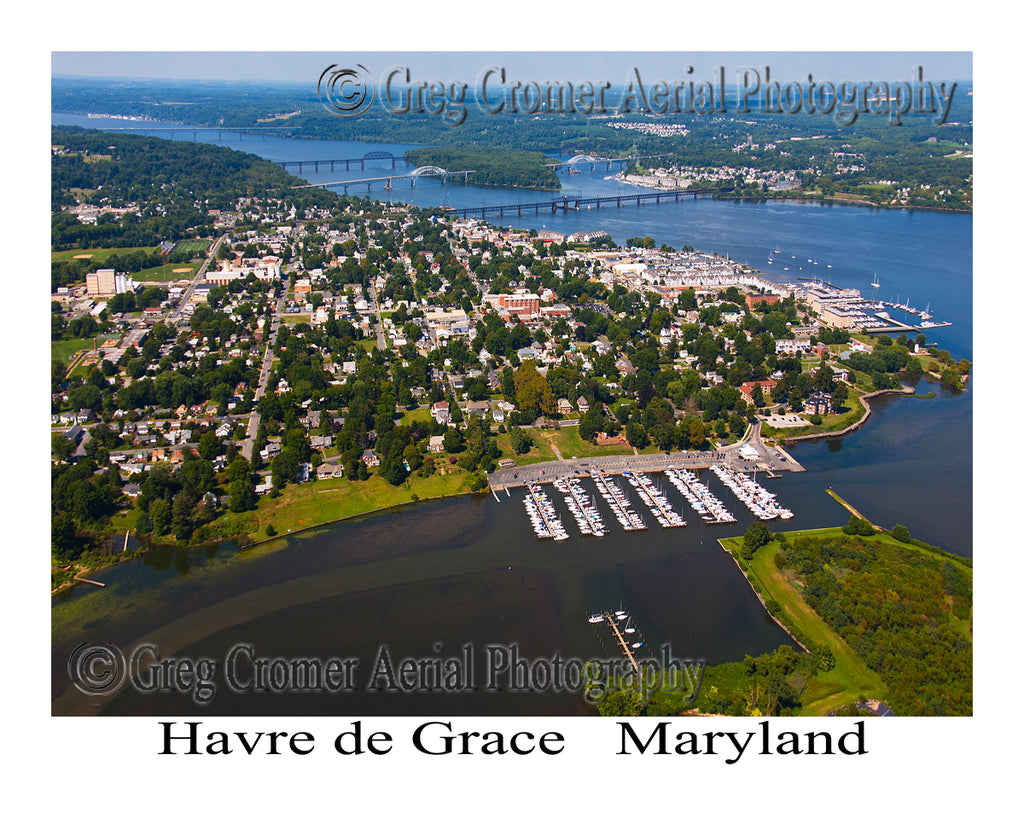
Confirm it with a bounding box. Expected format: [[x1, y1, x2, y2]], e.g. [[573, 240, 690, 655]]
[[431, 401, 450, 424], [316, 462, 344, 480]]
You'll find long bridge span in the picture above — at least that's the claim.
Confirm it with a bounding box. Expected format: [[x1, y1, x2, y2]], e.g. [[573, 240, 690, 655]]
[[277, 150, 413, 173], [450, 187, 728, 219], [294, 166, 475, 192], [545, 153, 673, 173]]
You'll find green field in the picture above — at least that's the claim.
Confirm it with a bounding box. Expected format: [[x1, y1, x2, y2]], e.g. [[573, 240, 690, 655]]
[[52, 337, 109, 364], [173, 239, 211, 256], [395, 406, 432, 425], [135, 263, 199, 282], [495, 430, 558, 465], [534, 426, 644, 459], [51, 246, 158, 262]]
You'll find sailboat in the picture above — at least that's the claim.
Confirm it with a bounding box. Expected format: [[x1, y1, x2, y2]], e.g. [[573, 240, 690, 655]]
[[871, 273, 880, 289]]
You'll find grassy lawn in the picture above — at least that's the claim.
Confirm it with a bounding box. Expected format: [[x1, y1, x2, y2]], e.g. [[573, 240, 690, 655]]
[[495, 430, 557, 465], [51, 246, 158, 262], [209, 469, 477, 538], [535, 426, 644, 459], [492, 425, 656, 466], [720, 531, 887, 715], [767, 392, 866, 440], [396, 406, 432, 425]]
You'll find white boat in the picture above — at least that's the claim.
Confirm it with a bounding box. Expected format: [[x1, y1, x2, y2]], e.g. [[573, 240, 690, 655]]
[[871, 273, 880, 288]]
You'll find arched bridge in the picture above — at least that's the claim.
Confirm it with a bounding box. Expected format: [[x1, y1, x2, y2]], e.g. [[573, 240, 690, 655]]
[[546, 153, 673, 174], [294, 165, 475, 192], [410, 165, 448, 178]]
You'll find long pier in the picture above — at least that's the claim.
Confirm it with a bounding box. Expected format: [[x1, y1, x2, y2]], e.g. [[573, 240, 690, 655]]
[[602, 613, 640, 676], [449, 187, 727, 219]]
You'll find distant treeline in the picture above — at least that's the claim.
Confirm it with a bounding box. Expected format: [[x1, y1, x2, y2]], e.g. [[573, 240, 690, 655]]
[[404, 146, 561, 190], [53, 79, 973, 184]]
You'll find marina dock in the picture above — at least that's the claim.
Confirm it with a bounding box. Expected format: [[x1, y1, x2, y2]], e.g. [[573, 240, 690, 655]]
[[589, 610, 642, 676], [624, 470, 686, 528], [591, 469, 647, 531], [487, 437, 802, 495]]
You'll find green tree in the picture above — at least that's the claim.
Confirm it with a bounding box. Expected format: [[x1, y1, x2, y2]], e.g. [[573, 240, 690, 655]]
[[508, 425, 533, 455], [741, 521, 773, 559], [52, 512, 82, 561], [891, 524, 912, 542], [443, 427, 465, 454]]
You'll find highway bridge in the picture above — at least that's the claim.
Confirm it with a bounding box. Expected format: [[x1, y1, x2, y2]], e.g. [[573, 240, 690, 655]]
[[449, 187, 727, 219], [294, 166, 475, 192]]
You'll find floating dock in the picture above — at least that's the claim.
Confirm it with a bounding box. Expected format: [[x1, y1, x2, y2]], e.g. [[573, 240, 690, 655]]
[[624, 470, 686, 528]]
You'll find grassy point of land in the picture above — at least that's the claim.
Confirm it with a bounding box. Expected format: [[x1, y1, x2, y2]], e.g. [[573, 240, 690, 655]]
[[720, 521, 971, 715], [764, 391, 866, 440], [193, 468, 480, 544], [719, 531, 888, 715]]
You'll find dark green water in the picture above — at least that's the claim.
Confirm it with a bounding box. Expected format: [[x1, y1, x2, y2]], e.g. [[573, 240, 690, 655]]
[[53, 469, 819, 716]]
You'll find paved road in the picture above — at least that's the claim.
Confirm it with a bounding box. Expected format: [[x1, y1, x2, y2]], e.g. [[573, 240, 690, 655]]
[[368, 285, 386, 351], [241, 290, 287, 461], [171, 233, 228, 323], [488, 425, 803, 489]]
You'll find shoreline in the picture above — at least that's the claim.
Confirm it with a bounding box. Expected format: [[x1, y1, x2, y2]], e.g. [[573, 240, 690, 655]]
[[717, 536, 811, 653], [52, 383, 915, 595], [614, 172, 972, 215], [782, 386, 916, 444], [52, 484, 487, 595]]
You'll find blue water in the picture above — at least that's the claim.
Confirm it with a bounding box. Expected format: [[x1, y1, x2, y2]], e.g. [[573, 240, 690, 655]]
[[51, 113, 973, 714], [55, 112, 971, 360]]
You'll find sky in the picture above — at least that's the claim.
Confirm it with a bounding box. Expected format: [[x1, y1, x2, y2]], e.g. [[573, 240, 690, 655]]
[[51, 51, 972, 85]]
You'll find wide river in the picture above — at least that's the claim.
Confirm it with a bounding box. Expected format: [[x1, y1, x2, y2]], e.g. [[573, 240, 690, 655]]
[[51, 114, 973, 716]]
